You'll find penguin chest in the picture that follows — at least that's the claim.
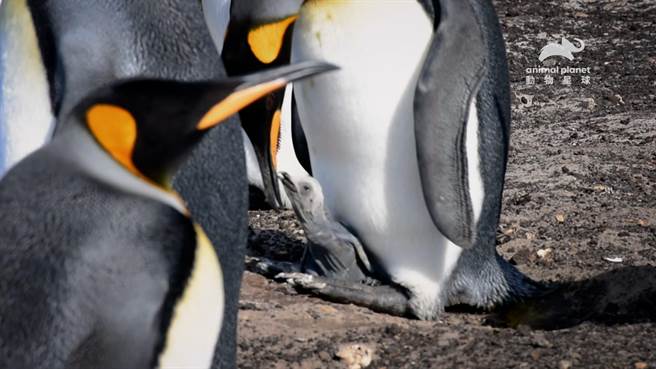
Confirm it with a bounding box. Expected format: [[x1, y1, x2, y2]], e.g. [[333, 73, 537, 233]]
[[0, 0, 54, 175], [292, 0, 433, 166], [291, 1, 455, 267], [158, 225, 224, 369]]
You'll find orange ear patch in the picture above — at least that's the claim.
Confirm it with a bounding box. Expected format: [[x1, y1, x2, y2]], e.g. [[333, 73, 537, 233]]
[[269, 109, 282, 169], [86, 104, 142, 178], [247, 15, 298, 64]]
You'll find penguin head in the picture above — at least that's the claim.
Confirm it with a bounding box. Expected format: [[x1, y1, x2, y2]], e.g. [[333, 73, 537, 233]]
[[75, 61, 336, 190], [278, 172, 325, 217], [226, 0, 304, 64]]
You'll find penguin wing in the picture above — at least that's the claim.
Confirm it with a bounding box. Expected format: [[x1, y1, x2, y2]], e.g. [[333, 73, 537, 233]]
[[414, 0, 486, 249], [290, 88, 313, 175], [304, 225, 372, 278]]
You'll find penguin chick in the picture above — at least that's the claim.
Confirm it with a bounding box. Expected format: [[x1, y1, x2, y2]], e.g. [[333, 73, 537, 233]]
[[279, 171, 372, 282], [275, 172, 414, 317]]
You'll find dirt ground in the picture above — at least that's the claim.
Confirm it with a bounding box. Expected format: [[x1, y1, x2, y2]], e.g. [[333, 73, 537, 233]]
[[239, 1, 656, 368]]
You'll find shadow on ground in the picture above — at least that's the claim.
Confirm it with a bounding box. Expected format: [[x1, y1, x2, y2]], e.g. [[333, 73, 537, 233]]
[[490, 266, 656, 329], [249, 226, 656, 331]]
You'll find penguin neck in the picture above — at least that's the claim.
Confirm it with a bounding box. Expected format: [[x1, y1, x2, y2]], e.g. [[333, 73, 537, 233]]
[[50, 121, 189, 215], [298, 204, 331, 232]]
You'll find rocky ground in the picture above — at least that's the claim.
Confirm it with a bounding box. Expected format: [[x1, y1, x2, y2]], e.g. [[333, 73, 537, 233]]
[[238, 1, 656, 368]]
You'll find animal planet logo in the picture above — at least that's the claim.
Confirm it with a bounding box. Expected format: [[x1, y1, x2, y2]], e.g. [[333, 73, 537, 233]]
[[524, 36, 591, 87], [538, 37, 585, 62]]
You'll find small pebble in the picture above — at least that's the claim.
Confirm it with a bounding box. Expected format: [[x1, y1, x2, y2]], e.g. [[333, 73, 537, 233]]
[[603, 256, 623, 263], [555, 213, 566, 223], [336, 343, 374, 369], [559, 360, 573, 369], [635, 362, 648, 369], [316, 305, 338, 315], [582, 98, 596, 110], [593, 184, 607, 192], [531, 332, 553, 348], [537, 248, 553, 259]]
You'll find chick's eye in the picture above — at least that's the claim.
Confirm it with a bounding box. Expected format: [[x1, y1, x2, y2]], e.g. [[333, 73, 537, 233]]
[[302, 185, 311, 193]]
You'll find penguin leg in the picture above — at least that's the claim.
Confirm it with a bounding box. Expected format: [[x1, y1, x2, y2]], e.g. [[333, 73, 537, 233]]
[[277, 272, 412, 317]]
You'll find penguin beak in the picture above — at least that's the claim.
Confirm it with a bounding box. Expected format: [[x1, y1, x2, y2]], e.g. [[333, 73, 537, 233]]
[[199, 61, 337, 209], [278, 171, 297, 194], [247, 14, 299, 64], [197, 61, 338, 130], [248, 107, 285, 209]]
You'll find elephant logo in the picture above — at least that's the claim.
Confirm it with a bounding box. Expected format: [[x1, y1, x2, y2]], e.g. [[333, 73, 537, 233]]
[[538, 37, 585, 62]]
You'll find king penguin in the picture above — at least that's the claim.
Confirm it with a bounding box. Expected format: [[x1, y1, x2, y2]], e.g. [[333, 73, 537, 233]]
[[236, 0, 538, 320], [0, 62, 334, 369], [208, 0, 311, 209], [0, 0, 237, 175], [0, 1, 274, 364]]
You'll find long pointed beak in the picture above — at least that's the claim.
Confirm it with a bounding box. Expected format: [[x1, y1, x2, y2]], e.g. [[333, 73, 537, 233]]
[[278, 171, 297, 194], [198, 61, 337, 209], [197, 61, 338, 130]]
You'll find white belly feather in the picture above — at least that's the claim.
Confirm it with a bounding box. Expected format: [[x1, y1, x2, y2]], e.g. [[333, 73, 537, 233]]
[[291, 0, 462, 316], [158, 226, 224, 369], [0, 0, 54, 177]]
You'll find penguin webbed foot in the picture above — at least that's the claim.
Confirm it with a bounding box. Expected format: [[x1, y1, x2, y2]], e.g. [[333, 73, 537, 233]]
[[276, 272, 412, 317], [245, 256, 300, 278]]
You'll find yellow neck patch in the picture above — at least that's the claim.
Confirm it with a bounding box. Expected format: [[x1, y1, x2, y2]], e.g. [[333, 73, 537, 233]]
[[247, 15, 298, 64], [86, 104, 142, 179], [158, 224, 224, 368]]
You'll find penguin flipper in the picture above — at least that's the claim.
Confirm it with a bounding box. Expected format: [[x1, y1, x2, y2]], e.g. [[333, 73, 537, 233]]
[[302, 227, 371, 282], [414, 0, 486, 249], [290, 88, 313, 175]]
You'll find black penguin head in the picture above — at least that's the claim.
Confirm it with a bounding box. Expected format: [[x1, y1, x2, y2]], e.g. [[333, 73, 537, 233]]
[[75, 61, 337, 190], [227, 0, 304, 64], [279, 172, 325, 219]]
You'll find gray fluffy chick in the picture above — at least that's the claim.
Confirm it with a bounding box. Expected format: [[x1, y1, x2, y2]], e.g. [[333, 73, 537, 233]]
[[279, 172, 373, 282]]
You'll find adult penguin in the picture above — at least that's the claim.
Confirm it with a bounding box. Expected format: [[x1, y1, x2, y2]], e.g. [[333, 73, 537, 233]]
[[0, 0, 275, 365], [237, 0, 539, 319], [206, 0, 311, 209], [0, 63, 334, 369]]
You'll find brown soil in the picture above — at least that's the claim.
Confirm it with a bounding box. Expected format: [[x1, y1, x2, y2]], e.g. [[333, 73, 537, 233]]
[[239, 1, 656, 368]]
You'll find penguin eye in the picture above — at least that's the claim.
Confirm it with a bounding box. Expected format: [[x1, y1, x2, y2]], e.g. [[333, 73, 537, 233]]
[[302, 185, 311, 193]]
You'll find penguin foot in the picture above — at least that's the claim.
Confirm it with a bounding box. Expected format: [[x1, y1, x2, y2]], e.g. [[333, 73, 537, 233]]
[[245, 256, 300, 279], [276, 272, 412, 317], [446, 253, 545, 309]]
